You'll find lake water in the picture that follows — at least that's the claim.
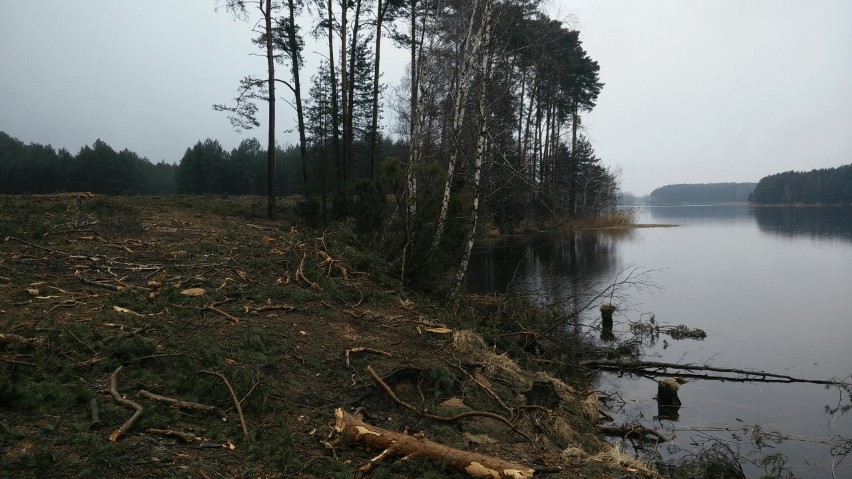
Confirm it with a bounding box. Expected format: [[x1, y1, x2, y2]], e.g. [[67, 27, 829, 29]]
[[464, 205, 852, 477]]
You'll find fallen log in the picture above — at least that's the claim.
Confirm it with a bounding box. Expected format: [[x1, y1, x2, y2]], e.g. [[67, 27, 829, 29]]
[[579, 359, 846, 386], [334, 408, 535, 479]]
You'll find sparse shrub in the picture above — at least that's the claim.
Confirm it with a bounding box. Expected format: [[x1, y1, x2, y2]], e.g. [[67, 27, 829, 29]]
[[331, 188, 351, 220], [296, 195, 322, 227], [351, 179, 385, 234]]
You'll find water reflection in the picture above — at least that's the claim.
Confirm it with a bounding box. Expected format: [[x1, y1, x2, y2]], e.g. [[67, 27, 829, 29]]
[[635, 205, 755, 224], [754, 206, 852, 241], [464, 230, 627, 297], [464, 206, 852, 477]]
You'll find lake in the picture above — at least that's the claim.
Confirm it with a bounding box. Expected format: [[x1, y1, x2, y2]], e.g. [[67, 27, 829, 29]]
[[464, 205, 852, 477]]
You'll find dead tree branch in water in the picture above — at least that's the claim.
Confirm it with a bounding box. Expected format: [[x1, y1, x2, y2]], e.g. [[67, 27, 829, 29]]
[[540, 264, 660, 336], [579, 359, 848, 386]]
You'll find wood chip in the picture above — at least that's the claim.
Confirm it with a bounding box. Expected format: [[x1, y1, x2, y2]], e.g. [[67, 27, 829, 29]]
[[180, 287, 206, 296]]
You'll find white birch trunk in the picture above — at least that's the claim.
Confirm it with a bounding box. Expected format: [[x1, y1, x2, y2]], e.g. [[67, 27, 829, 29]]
[[452, 0, 493, 298], [430, 0, 482, 254]]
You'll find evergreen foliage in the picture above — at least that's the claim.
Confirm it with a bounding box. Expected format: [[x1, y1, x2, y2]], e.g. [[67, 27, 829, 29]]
[[0, 131, 176, 195], [649, 182, 757, 205], [750, 164, 852, 204]]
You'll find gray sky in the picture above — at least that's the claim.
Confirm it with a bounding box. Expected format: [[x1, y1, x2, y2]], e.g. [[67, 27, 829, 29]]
[[1, 1, 850, 195]]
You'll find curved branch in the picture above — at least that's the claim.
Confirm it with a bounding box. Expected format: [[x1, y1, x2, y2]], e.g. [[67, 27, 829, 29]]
[[108, 366, 143, 441], [367, 365, 532, 442]]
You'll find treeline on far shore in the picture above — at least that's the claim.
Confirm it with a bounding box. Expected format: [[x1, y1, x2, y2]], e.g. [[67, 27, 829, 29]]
[[750, 163, 852, 205], [620, 163, 852, 206], [0, 131, 307, 197]]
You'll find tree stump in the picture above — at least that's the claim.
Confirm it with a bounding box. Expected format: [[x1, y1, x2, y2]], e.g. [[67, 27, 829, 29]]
[[657, 377, 687, 420], [599, 304, 616, 341]]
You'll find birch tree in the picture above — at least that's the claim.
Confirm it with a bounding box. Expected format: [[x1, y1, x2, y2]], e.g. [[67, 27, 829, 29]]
[[452, 0, 494, 297], [428, 0, 482, 256]]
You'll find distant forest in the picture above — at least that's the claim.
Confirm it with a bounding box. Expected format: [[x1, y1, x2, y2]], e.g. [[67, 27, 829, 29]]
[[750, 164, 852, 204], [0, 131, 354, 197], [635, 182, 756, 205]]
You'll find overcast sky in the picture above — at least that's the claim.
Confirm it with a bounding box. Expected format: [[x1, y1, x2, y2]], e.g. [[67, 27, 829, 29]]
[[1, 1, 850, 195]]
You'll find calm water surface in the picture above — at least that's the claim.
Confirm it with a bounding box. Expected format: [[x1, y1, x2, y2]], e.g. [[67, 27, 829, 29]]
[[464, 206, 852, 477]]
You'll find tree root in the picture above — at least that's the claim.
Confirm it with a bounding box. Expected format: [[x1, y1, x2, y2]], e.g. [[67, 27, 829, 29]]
[[108, 366, 143, 441], [334, 408, 535, 479]]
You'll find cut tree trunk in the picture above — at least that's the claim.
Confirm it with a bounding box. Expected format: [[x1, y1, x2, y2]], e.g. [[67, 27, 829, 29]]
[[334, 408, 534, 479]]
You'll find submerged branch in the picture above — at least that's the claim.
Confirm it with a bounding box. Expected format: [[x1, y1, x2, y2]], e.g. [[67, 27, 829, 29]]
[[579, 359, 847, 386]]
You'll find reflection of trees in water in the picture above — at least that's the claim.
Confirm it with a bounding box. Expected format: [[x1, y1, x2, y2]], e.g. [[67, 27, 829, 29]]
[[754, 207, 852, 242], [645, 205, 754, 223], [464, 231, 625, 299]]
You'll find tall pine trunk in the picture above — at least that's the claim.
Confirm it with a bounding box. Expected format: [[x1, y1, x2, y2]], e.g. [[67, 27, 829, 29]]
[[340, 0, 350, 185], [368, 0, 385, 180], [326, 0, 342, 184], [346, 0, 362, 182], [401, 0, 419, 283], [287, 0, 308, 186], [263, 0, 276, 219]]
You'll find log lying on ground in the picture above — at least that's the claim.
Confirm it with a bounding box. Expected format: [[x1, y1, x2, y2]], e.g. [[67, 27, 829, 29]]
[[579, 359, 846, 386], [334, 408, 535, 479]]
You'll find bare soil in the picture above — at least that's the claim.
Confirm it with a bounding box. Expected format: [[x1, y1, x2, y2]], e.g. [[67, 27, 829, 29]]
[[0, 195, 659, 479]]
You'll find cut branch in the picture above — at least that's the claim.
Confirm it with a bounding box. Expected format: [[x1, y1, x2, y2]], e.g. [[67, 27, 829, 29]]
[[345, 347, 390, 368], [108, 366, 143, 441], [145, 428, 198, 443], [334, 408, 534, 479], [367, 365, 532, 442], [138, 390, 228, 420], [295, 253, 320, 289], [201, 370, 248, 437], [202, 304, 240, 323]]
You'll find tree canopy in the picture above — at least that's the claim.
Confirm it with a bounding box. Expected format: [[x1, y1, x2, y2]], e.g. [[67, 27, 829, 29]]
[[649, 182, 756, 205], [750, 164, 852, 205]]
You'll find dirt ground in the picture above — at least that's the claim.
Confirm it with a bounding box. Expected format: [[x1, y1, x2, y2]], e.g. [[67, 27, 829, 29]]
[[0, 195, 659, 479]]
